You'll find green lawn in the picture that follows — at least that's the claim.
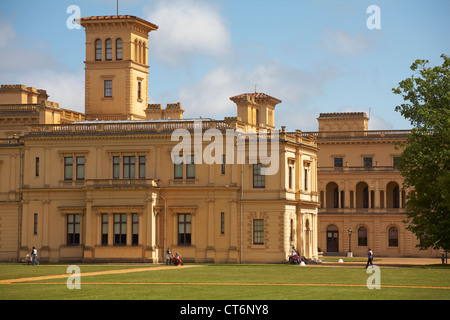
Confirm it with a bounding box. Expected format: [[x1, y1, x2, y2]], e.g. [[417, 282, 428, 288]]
[[0, 263, 449, 300]]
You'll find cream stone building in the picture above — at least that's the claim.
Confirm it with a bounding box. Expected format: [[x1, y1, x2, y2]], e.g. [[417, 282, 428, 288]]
[[0, 15, 320, 263], [0, 14, 439, 264], [304, 113, 440, 258]]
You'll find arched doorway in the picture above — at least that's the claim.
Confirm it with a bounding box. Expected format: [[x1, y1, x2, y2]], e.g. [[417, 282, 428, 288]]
[[326, 225, 339, 252]]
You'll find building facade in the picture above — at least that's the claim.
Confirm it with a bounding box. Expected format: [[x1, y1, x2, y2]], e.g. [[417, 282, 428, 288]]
[[0, 15, 319, 263]]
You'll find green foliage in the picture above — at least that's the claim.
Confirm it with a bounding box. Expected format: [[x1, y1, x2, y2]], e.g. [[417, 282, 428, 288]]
[[393, 54, 450, 251]]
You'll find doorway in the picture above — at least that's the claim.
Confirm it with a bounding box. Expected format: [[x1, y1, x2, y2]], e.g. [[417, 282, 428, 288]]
[[327, 225, 339, 252]]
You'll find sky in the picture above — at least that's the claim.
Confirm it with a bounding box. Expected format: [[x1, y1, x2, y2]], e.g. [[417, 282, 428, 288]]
[[0, 0, 448, 131]]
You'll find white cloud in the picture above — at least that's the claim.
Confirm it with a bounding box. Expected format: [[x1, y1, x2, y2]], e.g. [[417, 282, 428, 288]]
[[321, 29, 373, 56], [33, 70, 85, 113], [143, 0, 233, 65]]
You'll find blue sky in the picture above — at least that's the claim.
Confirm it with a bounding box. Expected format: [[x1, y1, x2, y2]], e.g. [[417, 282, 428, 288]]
[[0, 0, 448, 131]]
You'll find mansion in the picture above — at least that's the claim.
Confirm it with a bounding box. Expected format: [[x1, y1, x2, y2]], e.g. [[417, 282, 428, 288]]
[[0, 14, 439, 263]]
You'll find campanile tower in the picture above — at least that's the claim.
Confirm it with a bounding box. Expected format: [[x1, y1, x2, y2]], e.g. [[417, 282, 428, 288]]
[[79, 15, 158, 120]]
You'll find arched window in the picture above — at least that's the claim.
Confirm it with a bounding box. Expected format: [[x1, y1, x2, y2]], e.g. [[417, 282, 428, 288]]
[[389, 227, 398, 247], [116, 38, 123, 60], [105, 39, 112, 61], [358, 227, 367, 246], [95, 39, 102, 61]]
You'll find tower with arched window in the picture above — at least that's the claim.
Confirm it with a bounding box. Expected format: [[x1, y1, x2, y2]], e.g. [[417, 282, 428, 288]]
[[78, 15, 158, 120]]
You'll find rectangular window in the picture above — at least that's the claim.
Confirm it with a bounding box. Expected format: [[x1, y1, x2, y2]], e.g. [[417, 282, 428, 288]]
[[288, 164, 293, 189], [137, 81, 142, 100], [123, 156, 135, 179], [67, 214, 80, 245], [33, 213, 38, 235], [253, 219, 264, 245], [104, 80, 112, 97], [35, 157, 39, 177], [364, 157, 373, 167], [64, 157, 73, 181], [186, 155, 195, 179], [253, 163, 265, 188], [76, 157, 85, 180], [393, 157, 401, 167], [221, 154, 226, 174], [139, 156, 146, 179], [101, 214, 108, 246], [113, 156, 120, 179], [334, 157, 343, 167], [174, 156, 183, 179], [132, 214, 139, 246], [178, 214, 191, 245], [220, 212, 225, 235], [114, 213, 127, 246]]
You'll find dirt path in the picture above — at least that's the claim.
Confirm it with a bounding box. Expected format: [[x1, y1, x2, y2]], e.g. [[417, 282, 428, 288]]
[[0, 265, 201, 285]]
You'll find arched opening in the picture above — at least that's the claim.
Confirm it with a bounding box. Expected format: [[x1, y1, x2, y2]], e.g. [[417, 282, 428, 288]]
[[326, 182, 339, 209], [386, 181, 400, 208]]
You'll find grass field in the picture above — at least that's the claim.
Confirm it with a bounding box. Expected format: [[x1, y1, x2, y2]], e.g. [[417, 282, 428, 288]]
[[0, 263, 449, 300]]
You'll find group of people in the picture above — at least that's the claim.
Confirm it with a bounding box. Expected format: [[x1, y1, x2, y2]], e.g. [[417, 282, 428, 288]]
[[288, 246, 375, 268], [165, 247, 183, 266]]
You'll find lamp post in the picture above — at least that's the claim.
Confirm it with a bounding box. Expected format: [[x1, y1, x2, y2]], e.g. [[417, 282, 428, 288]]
[[348, 228, 353, 257]]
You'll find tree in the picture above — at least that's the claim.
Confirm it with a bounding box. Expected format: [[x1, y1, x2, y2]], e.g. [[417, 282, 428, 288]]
[[392, 54, 450, 253]]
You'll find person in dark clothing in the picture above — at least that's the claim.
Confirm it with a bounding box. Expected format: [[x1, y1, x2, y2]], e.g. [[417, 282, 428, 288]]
[[365, 248, 373, 268]]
